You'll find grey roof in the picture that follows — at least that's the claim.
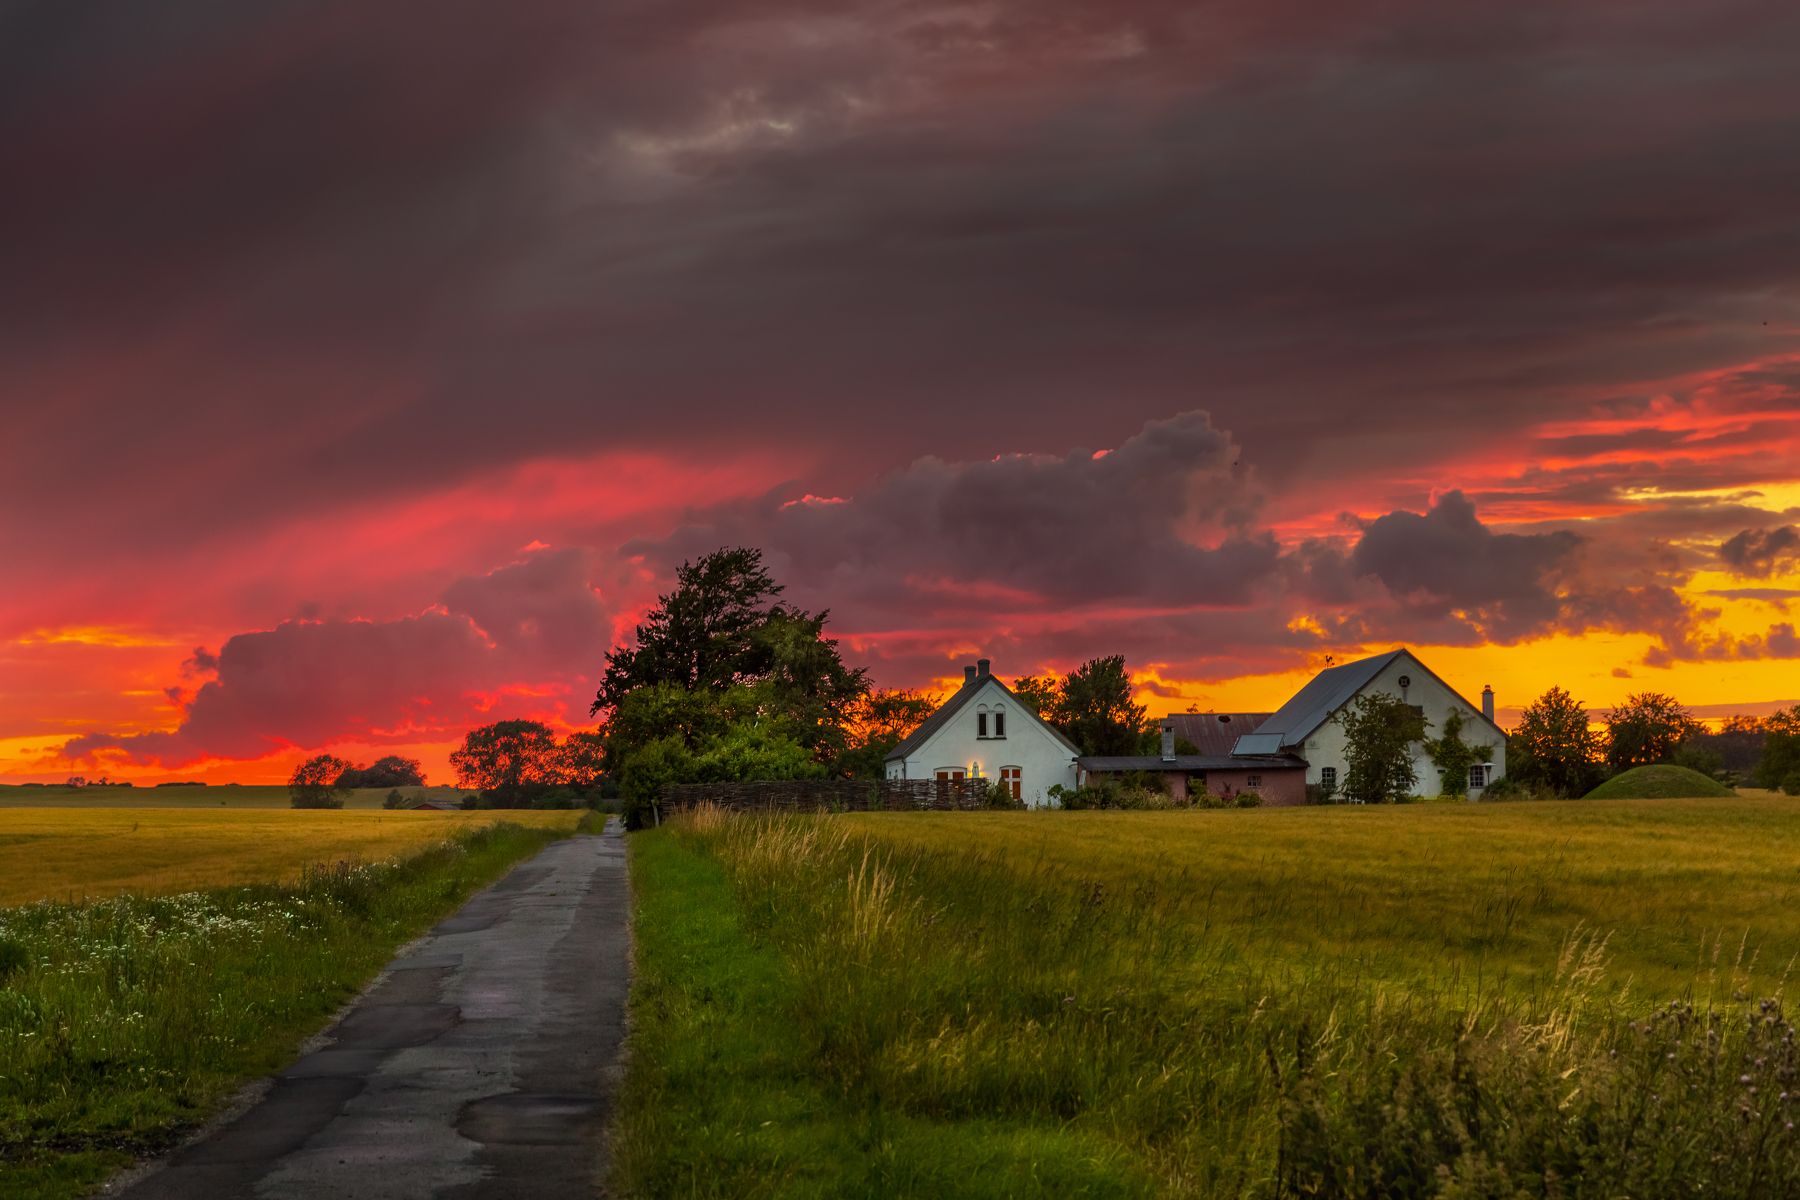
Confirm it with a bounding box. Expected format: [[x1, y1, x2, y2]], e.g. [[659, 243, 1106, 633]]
[[1079, 754, 1305, 772], [884, 672, 1083, 762], [1162, 712, 1274, 756], [1232, 648, 1409, 754]]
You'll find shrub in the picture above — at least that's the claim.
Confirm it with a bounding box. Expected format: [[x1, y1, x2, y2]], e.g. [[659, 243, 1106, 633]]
[[460, 794, 480, 810], [1046, 781, 1171, 810], [977, 779, 1025, 811], [1784, 771, 1800, 797], [382, 789, 407, 810], [0, 937, 27, 984], [1235, 789, 1262, 808], [1305, 782, 1338, 805]]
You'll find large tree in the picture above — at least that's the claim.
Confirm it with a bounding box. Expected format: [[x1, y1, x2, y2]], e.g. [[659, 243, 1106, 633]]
[[1605, 692, 1703, 772], [450, 720, 562, 808], [1058, 655, 1148, 756], [1509, 686, 1603, 796], [1015, 656, 1147, 756], [592, 547, 788, 717], [592, 547, 872, 826], [557, 731, 609, 793], [289, 754, 352, 809], [1336, 693, 1428, 803]]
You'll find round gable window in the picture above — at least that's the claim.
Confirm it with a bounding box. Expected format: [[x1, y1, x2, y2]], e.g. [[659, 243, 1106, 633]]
[[1397, 674, 1411, 688]]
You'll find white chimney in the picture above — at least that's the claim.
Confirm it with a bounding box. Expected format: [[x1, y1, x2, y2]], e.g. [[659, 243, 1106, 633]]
[[1160, 723, 1176, 762], [1482, 685, 1495, 723]]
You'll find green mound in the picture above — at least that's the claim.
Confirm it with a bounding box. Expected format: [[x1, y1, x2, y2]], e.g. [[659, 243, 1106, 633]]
[[1584, 764, 1735, 800]]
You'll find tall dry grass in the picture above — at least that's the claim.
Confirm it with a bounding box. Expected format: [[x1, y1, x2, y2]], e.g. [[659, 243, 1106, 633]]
[[664, 807, 1800, 1196]]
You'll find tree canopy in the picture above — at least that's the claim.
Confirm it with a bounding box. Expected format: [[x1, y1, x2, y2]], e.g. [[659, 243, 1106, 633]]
[[1509, 686, 1603, 796], [335, 754, 425, 790], [1605, 692, 1703, 771], [289, 754, 352, 809], [1758, 705, 1800, 792], [591, 547, 874, 826], [1336, 693, 1427, 803], [1012, 655, 1147, 756], [449, 720, 562, 808]]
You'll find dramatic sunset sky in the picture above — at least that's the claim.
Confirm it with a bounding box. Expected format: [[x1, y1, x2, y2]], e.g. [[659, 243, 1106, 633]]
[[3, 1, 1799, 784]]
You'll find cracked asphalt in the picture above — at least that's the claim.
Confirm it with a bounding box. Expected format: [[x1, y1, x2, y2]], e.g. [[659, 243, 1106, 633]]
[[115, 819, 629, 1200]]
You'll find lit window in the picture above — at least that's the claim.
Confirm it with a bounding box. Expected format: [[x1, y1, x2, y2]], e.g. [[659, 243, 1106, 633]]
[[935, 768, 966, 782], [1001, 766, 1021, 800], [1320, 766, 1336, 789]]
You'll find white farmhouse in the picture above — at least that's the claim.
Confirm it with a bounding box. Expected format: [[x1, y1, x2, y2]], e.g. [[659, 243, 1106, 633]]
[[884, 659, 1080, 808], [1231, 648, 1507, 798]]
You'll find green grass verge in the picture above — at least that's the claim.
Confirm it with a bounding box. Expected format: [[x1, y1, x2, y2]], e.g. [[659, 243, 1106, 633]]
[[618, 808, 1800, 1197], [614, 828, 1155, 1199], [0, 820, 567, 1199], [1584, 763, 1735, 799]]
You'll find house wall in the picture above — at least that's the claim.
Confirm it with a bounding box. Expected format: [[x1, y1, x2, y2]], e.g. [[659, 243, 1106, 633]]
[[1197, 768, 1307, 807], [885, 678, 1078, 808], [1296, 652, 1507, 798], [1078, 767, 1307, 807]]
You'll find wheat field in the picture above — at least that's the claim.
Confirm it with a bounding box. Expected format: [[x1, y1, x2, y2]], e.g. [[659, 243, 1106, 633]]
[[0, 807, 583, 906]]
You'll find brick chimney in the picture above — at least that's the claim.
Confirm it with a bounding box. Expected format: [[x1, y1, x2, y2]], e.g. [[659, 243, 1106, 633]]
[[1160, 722, 1176, 762], [963, 664, 977, 684], [977, 658, 991, 677], [1482, 685, 1495, 723]]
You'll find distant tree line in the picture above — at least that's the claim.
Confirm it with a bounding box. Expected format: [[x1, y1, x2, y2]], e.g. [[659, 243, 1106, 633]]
[[1505, 688, 1800, 798]]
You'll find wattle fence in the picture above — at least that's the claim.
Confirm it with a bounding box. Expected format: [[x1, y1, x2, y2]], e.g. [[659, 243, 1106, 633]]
[[657, 777, 996, 818]]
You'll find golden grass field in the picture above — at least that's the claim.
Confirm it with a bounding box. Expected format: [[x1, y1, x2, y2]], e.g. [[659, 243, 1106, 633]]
[[846, 792, 1800, 1000], [0, 807, 584, 906], [0, 784, 470, 809]]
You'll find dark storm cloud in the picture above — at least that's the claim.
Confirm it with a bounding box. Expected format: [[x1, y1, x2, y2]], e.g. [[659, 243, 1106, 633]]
[[1315, 492, 1580, 640], [639, 410, 1278, 612], [5, 0, 1800, 572], [635, 413, 1688, 667], [1720, 526, 1800, 577]]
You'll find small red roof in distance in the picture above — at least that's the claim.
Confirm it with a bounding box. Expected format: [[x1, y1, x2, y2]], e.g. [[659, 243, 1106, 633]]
[[1161, 713, 1275, 757]]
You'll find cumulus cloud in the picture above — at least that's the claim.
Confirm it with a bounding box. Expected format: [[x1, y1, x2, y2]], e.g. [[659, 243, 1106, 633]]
[[1720, 525, 1800, 577], [63, 549, 610, 767]]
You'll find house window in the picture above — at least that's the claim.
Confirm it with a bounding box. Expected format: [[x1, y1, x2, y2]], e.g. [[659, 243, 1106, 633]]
[[993, 708, 1006, 738], [1320, 766, 1337, 790], [1468, 764, 1487, 790], [934, 768, 966, 782], [1000, 766, 1021, 800], [1246, 775, 1262, 788], [977, 710, 988, 737]]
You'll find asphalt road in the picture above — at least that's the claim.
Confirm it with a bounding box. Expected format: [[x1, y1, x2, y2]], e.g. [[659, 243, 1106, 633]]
[[115, 821, 630, 1200]]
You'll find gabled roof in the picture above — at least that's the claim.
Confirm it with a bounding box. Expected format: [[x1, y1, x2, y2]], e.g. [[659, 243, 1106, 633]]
[[1232, 649, 1409, 754], [1162, 712, 1275, 757], [884, 671, 1083, 762], [1231, 647, 1508, 754]]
